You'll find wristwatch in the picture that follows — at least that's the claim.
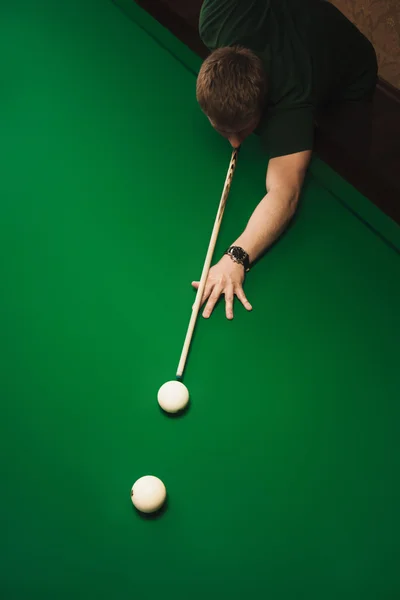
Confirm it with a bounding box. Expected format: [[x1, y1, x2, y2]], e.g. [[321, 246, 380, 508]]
[[224, 246, 250, 272]]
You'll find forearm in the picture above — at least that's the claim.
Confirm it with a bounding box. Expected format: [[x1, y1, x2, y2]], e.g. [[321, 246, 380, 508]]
[[233, 187, 299, 264]]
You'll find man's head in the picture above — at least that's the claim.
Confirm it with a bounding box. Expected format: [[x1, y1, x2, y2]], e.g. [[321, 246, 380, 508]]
[[196, 46, 267, 148]]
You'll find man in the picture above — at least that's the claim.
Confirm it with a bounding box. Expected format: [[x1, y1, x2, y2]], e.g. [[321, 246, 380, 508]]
[[192, 0, 377, 320]]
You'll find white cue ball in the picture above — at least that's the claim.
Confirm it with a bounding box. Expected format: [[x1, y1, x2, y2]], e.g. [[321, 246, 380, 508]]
[[157, 380, 189, 413], [131, 476, 166, 514]]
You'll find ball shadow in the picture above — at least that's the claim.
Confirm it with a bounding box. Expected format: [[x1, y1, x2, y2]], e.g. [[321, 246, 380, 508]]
[[133, 496, 169, 521], [158, 401, 191, 419]]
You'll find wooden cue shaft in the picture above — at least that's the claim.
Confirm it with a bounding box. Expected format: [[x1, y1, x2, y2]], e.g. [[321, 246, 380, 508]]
[[176, 148, 239, 379]]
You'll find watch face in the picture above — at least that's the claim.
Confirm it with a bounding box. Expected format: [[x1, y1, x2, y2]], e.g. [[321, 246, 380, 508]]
[[231, 247, 246, 261], [226, 247, 250, 271]]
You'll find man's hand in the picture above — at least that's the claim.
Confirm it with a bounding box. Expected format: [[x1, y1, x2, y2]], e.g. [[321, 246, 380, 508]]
[[191, 150, 311, 321], [192, 254, 252, 320]]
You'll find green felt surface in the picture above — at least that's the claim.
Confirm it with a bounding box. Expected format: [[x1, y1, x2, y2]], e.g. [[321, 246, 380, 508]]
[[1, 1, 399, 599]]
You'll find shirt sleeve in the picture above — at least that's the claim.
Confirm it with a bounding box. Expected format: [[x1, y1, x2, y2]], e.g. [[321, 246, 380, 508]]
[[258, 106, 315, 158]]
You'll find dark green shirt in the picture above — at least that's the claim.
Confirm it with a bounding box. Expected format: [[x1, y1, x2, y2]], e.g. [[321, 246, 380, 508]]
[[199, 0, 377, 158]]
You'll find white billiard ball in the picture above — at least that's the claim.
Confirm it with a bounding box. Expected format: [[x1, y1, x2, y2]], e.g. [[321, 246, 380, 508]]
[[157, 380, 189, 413], [131, 476, 166, 514]]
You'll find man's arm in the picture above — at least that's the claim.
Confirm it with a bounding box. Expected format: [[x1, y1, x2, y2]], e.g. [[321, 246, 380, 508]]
[[233, 149, 311, 263], [192, 150, 312, 319]]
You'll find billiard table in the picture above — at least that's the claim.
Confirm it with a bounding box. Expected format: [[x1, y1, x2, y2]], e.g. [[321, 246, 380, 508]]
[[1, 1, 399, 598]]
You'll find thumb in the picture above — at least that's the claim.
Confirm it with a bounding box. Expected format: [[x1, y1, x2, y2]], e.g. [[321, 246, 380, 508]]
[[192, 281, 200, 289]]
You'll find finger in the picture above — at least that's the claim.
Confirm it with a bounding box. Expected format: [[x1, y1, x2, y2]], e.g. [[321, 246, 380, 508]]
[[191, 281, 199, 289], [236, 286, 253, 311], [225, 285, 234, 320], [203, 286, 223, 319], [192, 282, 213, 310], [200, 280, 216, 307]]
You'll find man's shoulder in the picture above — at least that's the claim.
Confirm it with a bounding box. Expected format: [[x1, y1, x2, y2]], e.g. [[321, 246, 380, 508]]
[[198, 0, 233, 47], [199, 0, 267, 50]]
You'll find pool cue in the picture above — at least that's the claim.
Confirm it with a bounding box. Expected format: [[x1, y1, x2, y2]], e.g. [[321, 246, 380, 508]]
[[176, 147, 240, 380]]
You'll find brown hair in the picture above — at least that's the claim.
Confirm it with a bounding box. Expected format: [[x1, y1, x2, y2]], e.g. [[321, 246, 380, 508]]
[[196, 46, 267, 131]]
